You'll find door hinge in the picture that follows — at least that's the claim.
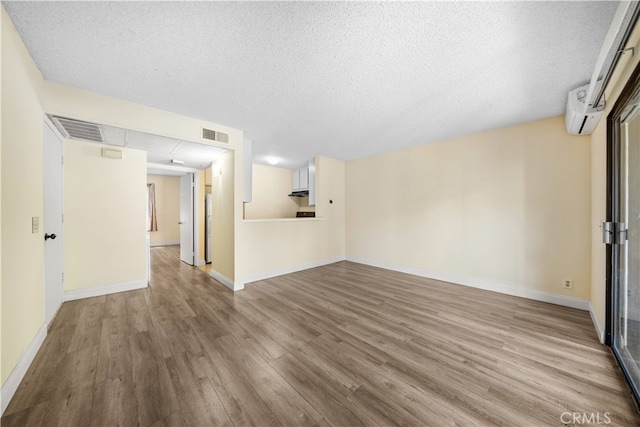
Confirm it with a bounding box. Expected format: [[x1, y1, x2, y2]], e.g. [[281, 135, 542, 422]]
[[61, 213, 64, 224], [61, 156, 64, 166], [61, 272, 64, 283], [603, 221, 627, 245]]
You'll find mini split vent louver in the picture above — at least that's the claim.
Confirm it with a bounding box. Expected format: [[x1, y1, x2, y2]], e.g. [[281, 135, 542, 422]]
[[202, 128, 229, 144], [49, 115, 104, 142]]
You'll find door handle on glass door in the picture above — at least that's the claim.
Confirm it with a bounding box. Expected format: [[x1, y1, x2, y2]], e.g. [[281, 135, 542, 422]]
[[44, 233, 56, 241]]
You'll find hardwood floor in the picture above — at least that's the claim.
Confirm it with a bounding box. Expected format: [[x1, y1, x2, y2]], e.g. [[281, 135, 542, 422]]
[[3, 245, 639, 426]]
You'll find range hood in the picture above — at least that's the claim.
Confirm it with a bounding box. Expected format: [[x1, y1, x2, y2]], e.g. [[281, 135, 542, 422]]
[[288, 190, 309, 197]]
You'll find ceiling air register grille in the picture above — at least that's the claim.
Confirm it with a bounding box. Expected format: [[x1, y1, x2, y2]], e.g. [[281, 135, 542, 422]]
[[202, 128, 229, 143], [50, 115, 104, 142]]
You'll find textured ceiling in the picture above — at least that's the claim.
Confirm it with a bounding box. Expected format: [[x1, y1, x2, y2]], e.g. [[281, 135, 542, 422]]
[[3, 1, 618, 169]]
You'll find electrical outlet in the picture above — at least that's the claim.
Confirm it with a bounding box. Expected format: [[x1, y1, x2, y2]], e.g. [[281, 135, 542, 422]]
[[563, 279, 574, 290]]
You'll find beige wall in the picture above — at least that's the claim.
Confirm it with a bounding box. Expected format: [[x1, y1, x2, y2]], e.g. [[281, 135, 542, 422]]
[[147, 175, 180, 246], [1, 7, 45, 385], [237, 156, 346, 284], [590, 20, 640, 333], [205, 167, 212, 194], [346, 116, 591, 300], [64, 141, 147, 290], [211, 152, 235, 280], [244, 164, 299, 219]]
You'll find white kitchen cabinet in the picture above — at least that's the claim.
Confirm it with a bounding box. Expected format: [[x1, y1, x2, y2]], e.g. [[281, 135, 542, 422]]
[[290, 159, 315, 206], [291, 166, 309, 192], [292, 169, 300, 191], [308, 157, 316, 206], [299, 167, 309, 190]]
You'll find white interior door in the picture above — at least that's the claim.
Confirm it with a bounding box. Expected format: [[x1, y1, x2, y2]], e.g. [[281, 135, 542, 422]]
[[44, 120, 64, 324], [179, 173, 194, 265]]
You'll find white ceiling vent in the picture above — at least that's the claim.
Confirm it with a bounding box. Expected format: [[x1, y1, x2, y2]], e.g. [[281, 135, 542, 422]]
[[202, 128, 229, 144], [49, 115, 104, 142]]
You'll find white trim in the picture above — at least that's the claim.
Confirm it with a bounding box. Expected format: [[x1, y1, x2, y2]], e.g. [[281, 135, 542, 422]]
[[1, 323, 47, 415], [209, 269, 240, 291], [193, 172, 202, 267], [241, 256, 346, 288], [589, 300, 606, 344], [211, 256, 346, 293], [146, 233, 151, 284], [195, 260, 206, 267], [150, 240, 179, 247], [346, 256, 590, 311], [63, 279, 148, 302], [43, 114, 68, 142]]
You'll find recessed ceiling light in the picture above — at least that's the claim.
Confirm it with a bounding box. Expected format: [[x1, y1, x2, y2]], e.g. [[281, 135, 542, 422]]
[[267, 157, 279, 165], [171, 159, 185, 165]]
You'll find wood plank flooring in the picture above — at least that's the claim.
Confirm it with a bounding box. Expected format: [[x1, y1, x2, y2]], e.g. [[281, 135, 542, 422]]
[[3, 245, 640, 426]]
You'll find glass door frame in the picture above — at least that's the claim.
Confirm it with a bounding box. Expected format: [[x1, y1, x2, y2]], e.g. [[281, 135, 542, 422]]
[[606, 58, 640, 407]]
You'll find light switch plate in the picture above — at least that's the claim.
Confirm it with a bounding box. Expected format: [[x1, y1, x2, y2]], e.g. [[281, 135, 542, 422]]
[[32, 217, 39, 234]]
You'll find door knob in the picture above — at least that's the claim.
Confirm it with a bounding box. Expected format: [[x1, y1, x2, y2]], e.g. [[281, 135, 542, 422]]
[[44, 233, 57, 241]]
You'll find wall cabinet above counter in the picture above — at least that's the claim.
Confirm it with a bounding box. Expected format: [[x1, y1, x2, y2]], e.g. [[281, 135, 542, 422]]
[[289, 158, 315, 206], [291, 166, 308, 192]]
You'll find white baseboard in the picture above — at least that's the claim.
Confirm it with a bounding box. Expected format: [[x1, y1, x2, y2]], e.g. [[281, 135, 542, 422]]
[[346, 256, 590, 311], [195, 259, 206, 267], [64, 279, 148, 302], [150, 241, 179, 247], [589, 301, 606, 344], [1, 323, 47, 415], [209, 269, 240, 291], [240, 256, 346, 289]]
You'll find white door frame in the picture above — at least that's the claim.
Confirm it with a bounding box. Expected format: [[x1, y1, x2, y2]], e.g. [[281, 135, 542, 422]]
[[43, 117, 65, 325], [205, 193, 213, 264], [148, 167, 203, 267], [179, 173, 195, 265], [193, 172, 204, 266]]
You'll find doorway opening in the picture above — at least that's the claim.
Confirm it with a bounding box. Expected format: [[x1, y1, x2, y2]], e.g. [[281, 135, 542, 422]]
[[147, 167, 212, 277]]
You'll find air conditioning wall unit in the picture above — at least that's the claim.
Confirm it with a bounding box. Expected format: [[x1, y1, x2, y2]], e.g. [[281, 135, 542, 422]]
[[565, 84, 605, 135], [565, 1, 640, 135]]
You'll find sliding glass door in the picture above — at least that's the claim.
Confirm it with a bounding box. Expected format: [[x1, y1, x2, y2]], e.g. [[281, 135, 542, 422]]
[[609, 65, 640, 405]]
